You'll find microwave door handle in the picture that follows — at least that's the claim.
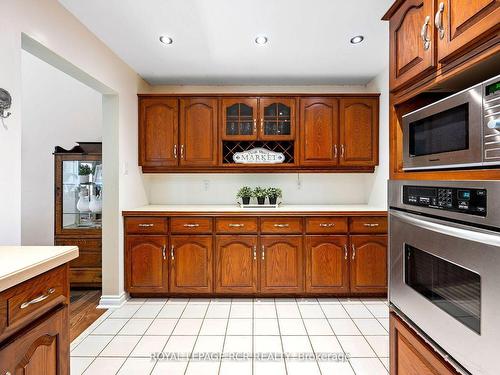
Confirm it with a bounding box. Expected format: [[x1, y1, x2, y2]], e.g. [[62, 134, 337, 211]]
[[390, 210, 500, 247]]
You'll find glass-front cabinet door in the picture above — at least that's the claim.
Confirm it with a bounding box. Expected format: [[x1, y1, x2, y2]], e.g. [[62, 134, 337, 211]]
[[221, 98, 258, 140], [55, 155, 102, 236], [259, 98, 296, 140]]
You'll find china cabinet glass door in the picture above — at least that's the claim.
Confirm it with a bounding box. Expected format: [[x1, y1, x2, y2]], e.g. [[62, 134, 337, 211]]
[[259, 98, 295, 140], [221, 98, 258, 140]]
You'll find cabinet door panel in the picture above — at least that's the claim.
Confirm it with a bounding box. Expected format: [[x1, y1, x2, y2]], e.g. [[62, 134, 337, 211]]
[[437, 0, 500, 61], [389, 0, 436, 90], [180, 98, 218, 166], [221, 98, 258, 140], [260, 236, 303, 293], [306, 236, 349, 294], [126, 236, 168, 293], [170, 236, 213, 293], [139, 98, 178, 167], [350, 235, 387, 294], [0, 307, 68, 375], [259, 97, 296, 140], [300, 98, 339, 166], [216, 236, 258, 293], [340, 98, 378, 167]]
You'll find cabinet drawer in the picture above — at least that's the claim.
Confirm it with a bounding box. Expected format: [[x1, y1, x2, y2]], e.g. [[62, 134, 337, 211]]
[[261, 217, 302, 234], [125, 217, 168, 234], [216, 218, 258, 233], [69, 250, 101, 268], [54, 238, 101, 251], [349, 216, 387, 234], [305, 217, 348, 234], [171, 217, 213, 234], [1, 265, 68, 331]]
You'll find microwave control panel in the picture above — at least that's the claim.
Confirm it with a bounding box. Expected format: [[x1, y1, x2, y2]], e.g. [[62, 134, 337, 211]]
[[403, 186, 487, 216]]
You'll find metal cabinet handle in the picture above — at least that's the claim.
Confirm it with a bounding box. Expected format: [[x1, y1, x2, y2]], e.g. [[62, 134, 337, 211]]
[[274, 223, 289, 228], [260, 118, 264, 134], [183, 223, 200, 228], [253, 246, 257, 261], [334, 144, 338, 158], [421, 15, 431, 51], [340, 144, 345, 158], [180, 144, 185, 159], [162, 245, 166, 260], [253, 118, 257, 134], [319, 223, 334, 228], [20, 288, 56, 309], [173, 144, 178, 159], [228, 223, 245, 228], [351, 244, 356, 260], [344, 244, 348, 260], [171, 245, 174, 260], [138, 223, 154, 228], [261, 245, 265, 261], [435, 2, 445, 39], [363, 223, 380, 227]]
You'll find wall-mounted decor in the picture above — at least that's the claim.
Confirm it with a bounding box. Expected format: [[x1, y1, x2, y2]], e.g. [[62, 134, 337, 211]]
[[233, 147, 285, 164], [0, 88, 12, 119]]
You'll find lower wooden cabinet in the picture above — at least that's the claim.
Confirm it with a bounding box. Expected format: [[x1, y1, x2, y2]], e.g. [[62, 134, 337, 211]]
[[260, 236, 303, 294], [350, 235, 387, 294], [305, 235, 349, 294], [390, 313, 459, 375], [215, 236, 258, 294], [0, 306, 69, 375], [126, 235, 169, 294], [170, 236, 213, 293]]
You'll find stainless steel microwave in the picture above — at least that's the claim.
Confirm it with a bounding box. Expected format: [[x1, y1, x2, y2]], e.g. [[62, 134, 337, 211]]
[[403, 74, 500, 171]]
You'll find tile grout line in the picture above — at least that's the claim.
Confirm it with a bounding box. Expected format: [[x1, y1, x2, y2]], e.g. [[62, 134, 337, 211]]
[[297, 298, 323, 375], [184, 299, 211, 374], [273, 299, 288, 375]]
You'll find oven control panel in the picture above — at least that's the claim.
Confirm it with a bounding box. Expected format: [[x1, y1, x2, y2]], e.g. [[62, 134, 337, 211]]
[[403, 186, 487, 216]]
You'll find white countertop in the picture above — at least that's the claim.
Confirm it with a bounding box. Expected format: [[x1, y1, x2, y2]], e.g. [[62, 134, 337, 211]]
[[125, 204, 387, 213], [0, 246, 78, 292]]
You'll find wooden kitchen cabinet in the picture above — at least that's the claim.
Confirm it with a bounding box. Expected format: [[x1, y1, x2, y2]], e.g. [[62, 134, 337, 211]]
[[350, 235, 388, 294], [180, 98, 218, 166], [215, 236, 258, 293], [299, 98, 339, 166], [0, 307, 69, 375], [259, 97, 296, 140], [435, 0, 500, 62], [126, 235, 169, 294], [221, 98, 259, 140], [305, 236, 349, 294], [170, 236, 213, 293], [139, 97, 179, 167], [388, 0, 436, 90], [339, 98, 379, 167], [260, 236, 303, 293]]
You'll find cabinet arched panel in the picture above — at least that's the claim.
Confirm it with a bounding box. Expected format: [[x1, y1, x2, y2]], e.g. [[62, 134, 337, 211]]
[[350, 235, 387, 293]]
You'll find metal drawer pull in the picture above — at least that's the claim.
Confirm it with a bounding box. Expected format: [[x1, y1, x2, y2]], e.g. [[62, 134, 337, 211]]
[[274, 223, 289, 228], [171, 245, 175, 260], [363, 223, 380, 227], [261, 245, 265, 260], [228, 223, 245, 228], [421, 15, 431, 51], [343, 244, 348, 260], [183, 223, 200, 228], [173, 144, 178, 159], [334, 144, 338, 158], [20, 288, 56, 309], [435, 2, 445, 39], [341, 144, 345, 158], [351, 244, 356, 260], [253, 246, 257, 261], [180, 144, 185, 159], [138, 223, 154, 228], [319, 223, 335, 227]]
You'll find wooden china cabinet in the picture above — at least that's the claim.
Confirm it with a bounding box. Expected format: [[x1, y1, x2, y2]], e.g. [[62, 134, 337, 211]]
[[53, 142, 102, 288]]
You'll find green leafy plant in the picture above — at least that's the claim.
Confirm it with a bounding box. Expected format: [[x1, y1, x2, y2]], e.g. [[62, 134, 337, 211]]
[[79, 164, 92, 176], [266, 187, 282, 199], [236, 186, 253, 199], [253, 186, 267, 198]]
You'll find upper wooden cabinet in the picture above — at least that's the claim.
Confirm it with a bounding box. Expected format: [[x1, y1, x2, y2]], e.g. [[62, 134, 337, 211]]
[[435, 0, 500, 61], [221, 98, 258, 140], [180, 98, 218, 166], [139, 98, 179, 167], [300, 98, 339, 166], [387, 0, 437, 90], [339, 98, 379, 167], [259, 98, 296, 140]]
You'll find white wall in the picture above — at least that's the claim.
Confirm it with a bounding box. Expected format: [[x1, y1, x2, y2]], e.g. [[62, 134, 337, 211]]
[[21, 50, 102, 245], [0, 0, 150, 304]]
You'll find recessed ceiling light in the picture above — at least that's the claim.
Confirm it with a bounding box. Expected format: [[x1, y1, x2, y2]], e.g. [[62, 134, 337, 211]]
[[350, 35, 364, 44], [159, 36, 173, 45], [255, 36, 268, 45]]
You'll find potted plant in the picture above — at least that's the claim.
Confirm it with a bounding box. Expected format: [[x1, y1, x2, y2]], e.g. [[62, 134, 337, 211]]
[[78, 164, 92, 184], [266, 187, 282, 205], [236, 186, 253, 205], [253, 186, 267, 205]]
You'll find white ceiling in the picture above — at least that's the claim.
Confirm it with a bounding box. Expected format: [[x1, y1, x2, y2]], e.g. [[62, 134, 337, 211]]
[[59, 0, 392, 85]]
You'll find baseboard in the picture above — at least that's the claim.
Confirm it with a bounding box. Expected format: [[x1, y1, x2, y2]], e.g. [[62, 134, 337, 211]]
[[98, 292, 128, 309]]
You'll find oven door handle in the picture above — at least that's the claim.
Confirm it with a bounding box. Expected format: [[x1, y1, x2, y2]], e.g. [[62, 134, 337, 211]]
[[390, 210, 500, 247]]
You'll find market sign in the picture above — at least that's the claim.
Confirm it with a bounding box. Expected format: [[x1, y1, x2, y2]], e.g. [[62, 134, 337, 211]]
[[233, 147, 285, 164]]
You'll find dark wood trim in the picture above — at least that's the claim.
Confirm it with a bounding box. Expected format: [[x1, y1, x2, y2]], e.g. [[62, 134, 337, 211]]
[[140, 166, 375, 173], [139, 93, 381, 98]]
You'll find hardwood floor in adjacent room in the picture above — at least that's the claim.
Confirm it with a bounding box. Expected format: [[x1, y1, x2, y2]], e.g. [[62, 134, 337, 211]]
[[70, 289, 107, 342]]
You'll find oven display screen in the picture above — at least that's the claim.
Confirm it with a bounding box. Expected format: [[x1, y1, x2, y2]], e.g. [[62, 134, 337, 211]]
[[458, 190, 471, 201]]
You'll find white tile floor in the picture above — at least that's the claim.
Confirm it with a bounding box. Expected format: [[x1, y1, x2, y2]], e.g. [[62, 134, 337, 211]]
[[71, 297, 389, 375]]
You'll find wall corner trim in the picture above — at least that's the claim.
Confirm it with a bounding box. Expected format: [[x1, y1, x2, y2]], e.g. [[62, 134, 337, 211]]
[[98, 292, 128, 309]]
